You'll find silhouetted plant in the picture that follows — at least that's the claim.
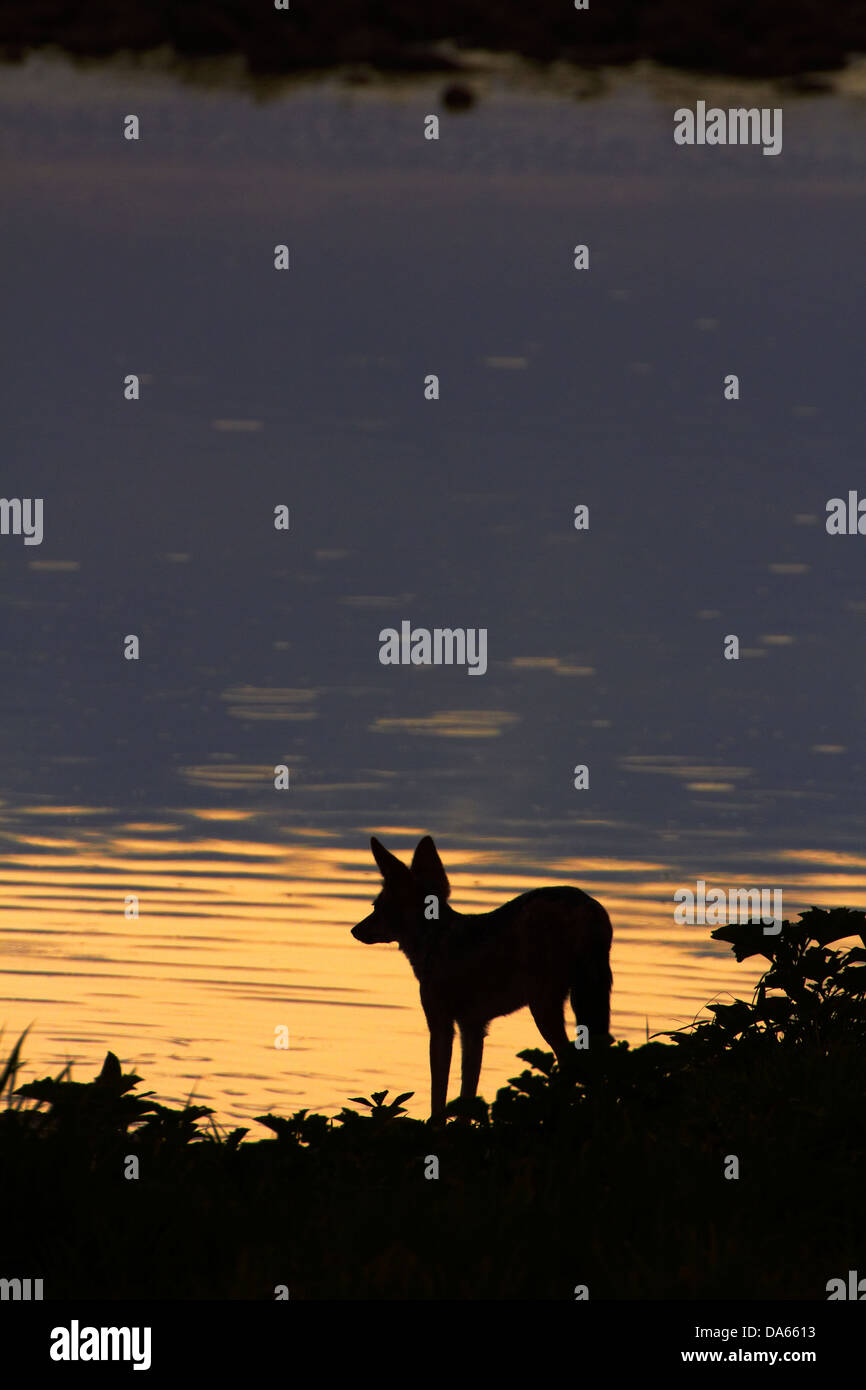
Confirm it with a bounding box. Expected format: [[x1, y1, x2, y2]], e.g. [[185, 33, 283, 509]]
[[442, 1095, 490, 1126], [665, 907, 866, 1055], [255, 1109, 330, 1146], [335, 1089, 414, 1125], [0, 1025, 29, 1107]]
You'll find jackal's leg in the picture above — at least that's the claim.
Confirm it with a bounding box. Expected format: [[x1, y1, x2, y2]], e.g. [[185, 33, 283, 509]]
[[529, 999, 573, 1073], [458, 1025, 485, 1102], [429, 1023, 454, 1119]]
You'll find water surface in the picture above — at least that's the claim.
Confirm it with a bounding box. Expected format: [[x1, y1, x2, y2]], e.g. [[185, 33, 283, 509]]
[[1, 56, 865, 1120]]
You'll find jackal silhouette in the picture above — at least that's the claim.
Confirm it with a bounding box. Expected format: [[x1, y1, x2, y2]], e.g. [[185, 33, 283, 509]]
[[352, 836, 613, 1118]]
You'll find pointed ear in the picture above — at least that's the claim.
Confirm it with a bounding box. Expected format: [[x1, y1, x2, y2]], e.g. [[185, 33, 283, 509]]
[[411, 836, 451, 900], [371, 836, 411, 883]]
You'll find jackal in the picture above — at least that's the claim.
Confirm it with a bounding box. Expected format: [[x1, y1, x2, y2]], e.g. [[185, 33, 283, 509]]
[[351, 836, 613, 1118]]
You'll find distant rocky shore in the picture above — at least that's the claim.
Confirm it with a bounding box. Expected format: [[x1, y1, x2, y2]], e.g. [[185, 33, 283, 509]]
[[1, 1, 863, 82]]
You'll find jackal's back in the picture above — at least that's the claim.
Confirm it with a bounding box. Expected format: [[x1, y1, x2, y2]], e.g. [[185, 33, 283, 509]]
[[433, 885, 611, 1026]]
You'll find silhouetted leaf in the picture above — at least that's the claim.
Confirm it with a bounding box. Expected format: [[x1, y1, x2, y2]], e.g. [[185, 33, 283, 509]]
[[96, 1052, 123, 1087]]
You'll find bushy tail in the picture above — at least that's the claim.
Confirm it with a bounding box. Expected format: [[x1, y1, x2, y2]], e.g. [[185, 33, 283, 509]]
[[569, 901, 613, 1040]]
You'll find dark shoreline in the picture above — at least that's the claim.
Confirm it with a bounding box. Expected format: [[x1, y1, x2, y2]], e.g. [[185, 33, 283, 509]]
[[3, 911, 866, 1299], [1, 2, 864, 82]]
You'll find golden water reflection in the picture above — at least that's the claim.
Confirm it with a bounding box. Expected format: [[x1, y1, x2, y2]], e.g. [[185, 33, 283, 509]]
[[1, 819, 860, 1123]]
